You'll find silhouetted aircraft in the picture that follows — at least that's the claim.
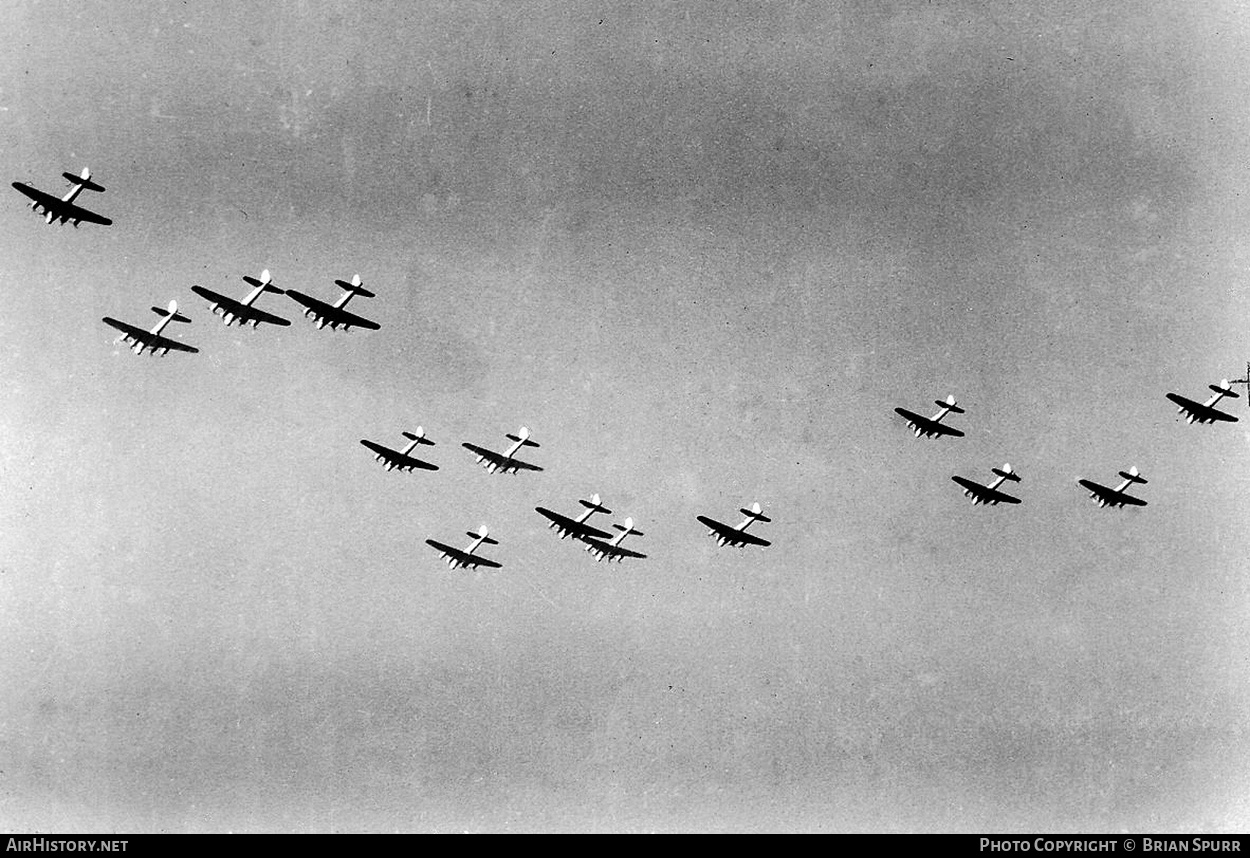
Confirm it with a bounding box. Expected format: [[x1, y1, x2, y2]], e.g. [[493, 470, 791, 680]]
[[285, 274, 381, 331], [952, 463, 1022, 506], [1165, 379, 1240, 425], [12, 167, 112, 227], [582, 517, 646, 563], [192, 269, 290, 328], [462, 426, 543, 474], [697, 502, 772, 548], [535, 493, 613, 541], [1078, 466, 1148, 508], [426, 525, 502, 570], [895, 395, 965, 438], [360, 427, 437, 472], [102, 300, 198, 356]]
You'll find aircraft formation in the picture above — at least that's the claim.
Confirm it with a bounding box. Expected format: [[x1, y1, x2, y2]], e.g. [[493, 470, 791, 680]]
[[15, 167, 774, 571], [895, 370, 1246, 510], [16, 165, 1242, 573]]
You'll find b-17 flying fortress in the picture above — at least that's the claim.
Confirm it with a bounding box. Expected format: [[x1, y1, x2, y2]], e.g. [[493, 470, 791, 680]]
[[102, 299, 199, 356], [895, 395, 965, 439], [426, 525, 502, 571], [1079, 466, 1149, 509], [463, 426, 543, 475], [951, 464, 1022, 506], [286, 274, 381, 332], [361, 428, 439, 473], [193, 269, 291, 329], [1165, 379, 1240, 425], [12, 167, 112, 227]]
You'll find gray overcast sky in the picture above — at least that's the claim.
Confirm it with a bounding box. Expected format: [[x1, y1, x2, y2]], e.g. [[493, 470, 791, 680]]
[[2, 0, 1249, 832]]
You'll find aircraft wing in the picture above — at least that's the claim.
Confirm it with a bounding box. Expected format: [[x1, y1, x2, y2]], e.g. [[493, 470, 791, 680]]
[[462, 442, 497, 461], [535, 507, 612, 541], [192, 286, 291, 327], [895, 408, 964, 438], [951, 475, 1021, 504], [102, 317, 199, 353], [462, 443, 545, 473], [102, 317, 149, 340], [584, 538, 647, 560], [697, 515, 735, 538], [148, 332, 199, 354], [603, 544, 647, 560], [1078, 479, 1147, 508], [425, 539, 502, 569], [59, 199, 112, 225], [360, 439, 439, 471], [286, 291, 381, 330], [359, 439, 397, 459], [1166, 393, 1238, 424], [733, 530, 771, 547], [696, 515, 772, 547], [12, 182, 52, 206], [13, 183, 112, 225]]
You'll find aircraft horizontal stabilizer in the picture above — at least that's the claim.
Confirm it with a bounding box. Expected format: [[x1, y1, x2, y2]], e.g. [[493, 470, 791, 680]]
[[64, 171, 105, 192], [580, 495, 612, 513], [1118, 469, 1147, 483], [151, 306, 192, 323], [466, 530, 499, 545], [402, 428, 435, 445], [243, 276, 284, 294], [1211, 383, 1240, 398], [506, 433, 540, 447], [335, 278, 376, 298]]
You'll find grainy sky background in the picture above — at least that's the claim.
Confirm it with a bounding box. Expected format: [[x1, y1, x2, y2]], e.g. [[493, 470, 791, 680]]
[[2, 0, 1249, 833]]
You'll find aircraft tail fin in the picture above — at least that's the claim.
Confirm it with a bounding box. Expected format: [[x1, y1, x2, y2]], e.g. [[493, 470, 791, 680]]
[[65, 168, 105, 193], [402, 427, 435, 446], [1118, 467, 1147, 484], [579, 493, 612, 514], [152, 301, 191, 323], [992, 464, 1022, 482], [336, 274, 376, 298]]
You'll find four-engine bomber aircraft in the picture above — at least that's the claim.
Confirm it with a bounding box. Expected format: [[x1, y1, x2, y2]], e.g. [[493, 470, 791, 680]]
[[1078, 466, 1148, 508], [697, 502, 773, 548], [192, 269, 291, 329], [535, 493, 613, 541], [1165, 379, 1240, 425], [102, 300, 199, 356], [582, 517, 646, 563], [285, 274, 381, 332], [426, 525, 502, 570], [895, 395, 966, 438], [360, 427, 438, 472], [952, 463, 1022, 506], [463, 426, 543, 474], [12, 167, 112, 227]]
